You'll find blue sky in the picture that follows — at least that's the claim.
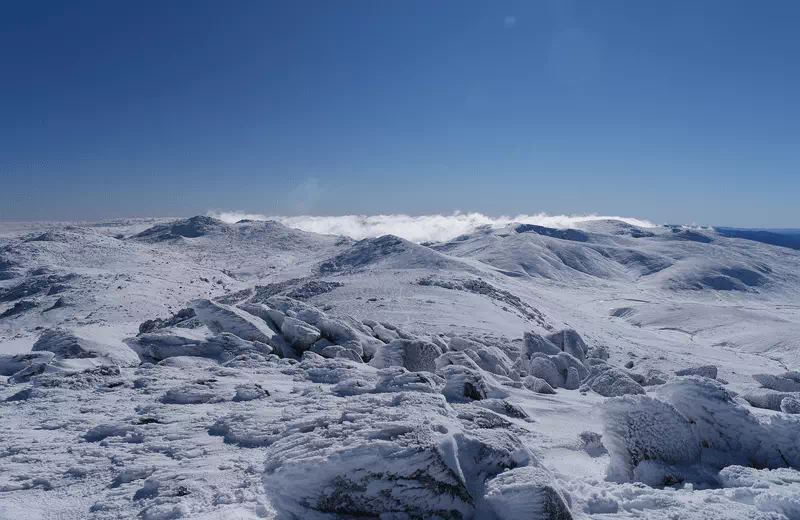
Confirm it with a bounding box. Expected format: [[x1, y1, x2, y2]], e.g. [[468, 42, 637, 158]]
[[1, 1, 799, 226]]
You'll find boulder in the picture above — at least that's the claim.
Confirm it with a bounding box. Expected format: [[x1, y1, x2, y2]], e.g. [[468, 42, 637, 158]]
[[280, 316, 321, 352], [523, 376, 556, 395], [369, 339, 442, 373], [190, 299, 279, 344], [485, 465, 573, 520], [564, 367, 581, 390], [523, 332, 562, 357], [0, 351, 55, 376], [256, 391, 535, 519], [33, 329, 139, 367], [781, 396, 800, 414], [546, 329, 588, 364], [753, 373, 800, 393], [675, 365, 718, 379], [527, 357, 562, 389], [582, 363, 645, 397], [437, 365, 509, 402]]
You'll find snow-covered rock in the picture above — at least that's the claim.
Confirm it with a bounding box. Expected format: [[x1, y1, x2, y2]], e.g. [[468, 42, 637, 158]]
[[754, 372, 800, 393], [32, 329, 139, 367], [190, 299, 279, 343], [127, 328, 272, 363], [582, 363, 645, 397], [742, 388, 800, 411], [449, 337, 514, 378], [374, 366, 445, 394], [280, 316, 321, 352], [259, 391, 535, 519], [485, 465, 574, 520], [438, 364, 509, 402], [523, 332, 562, 357], [266, 296, 383, 359], [0, 351, 55, 376], [523, 375, 556, 394], [564, 366, 582, 390], [603, 377, 800, 484], [675, 365, 718, 379], [528, 356, 563, 389], [369, 338, 442, 372], [781, 396, 800, 414], [546, 328, 589, 364]]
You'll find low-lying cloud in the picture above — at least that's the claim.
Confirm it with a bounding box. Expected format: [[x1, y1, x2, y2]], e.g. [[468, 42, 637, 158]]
[[208, 210, 656, 243]]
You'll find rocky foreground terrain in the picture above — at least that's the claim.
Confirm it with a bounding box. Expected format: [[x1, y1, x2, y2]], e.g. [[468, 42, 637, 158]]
[[2, 216, 800, 519]]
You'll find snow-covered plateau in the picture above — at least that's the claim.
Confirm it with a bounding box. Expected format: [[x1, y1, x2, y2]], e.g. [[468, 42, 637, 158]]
[[1, 215, 800, 519]]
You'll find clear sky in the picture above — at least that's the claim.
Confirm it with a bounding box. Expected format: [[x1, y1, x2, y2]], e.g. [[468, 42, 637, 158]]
[[2, 1, 799, 226]]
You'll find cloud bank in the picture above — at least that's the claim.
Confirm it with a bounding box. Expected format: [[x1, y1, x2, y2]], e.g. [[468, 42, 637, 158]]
[[208, 210, 656, 243]]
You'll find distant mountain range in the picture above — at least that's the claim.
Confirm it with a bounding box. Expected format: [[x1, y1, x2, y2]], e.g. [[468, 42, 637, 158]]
[[715, 227, 800, 250]]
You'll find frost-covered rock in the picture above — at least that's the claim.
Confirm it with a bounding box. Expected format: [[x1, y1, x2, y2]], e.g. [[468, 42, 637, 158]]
[[280, 316, 321, 352], [603, 376, 800, 484], [582, 363, 645, 397], [438, 364, 509, 402], [334, 347, 362, 362], [161, 383, 221, 404], [523, 332, 562, 357], [369, 339, 442, 372], [782, 396, 800, 414], [266, 296, 383, 359], [233, 383, 269, 402], [237, 302, 279, 327], [602, 395, 700, 482], [0, 351, 55, 376], [523, 375, 556, 395], [754, 373, 800, 393], [588, 345, 609, 361], [369, 322, 399, 343], [546, 328, 588, 364], [449, 337, 514, 378], [190, 299, 278, 343], [675, 365, 718, 379], [528, 356, 562, 389], [436, 350, 484, 372], [374, 366, 445, 394], [128, 328, 272, 363], [639, 368, 669, 386], [564, 366, 581, 390], [33, 329, 140, 367], [550, 352, 589, 382], [473, 398, 532, 422], [259, 391, 535, 519], [485, 465, 573, 520], [742, 388, 800, 411]]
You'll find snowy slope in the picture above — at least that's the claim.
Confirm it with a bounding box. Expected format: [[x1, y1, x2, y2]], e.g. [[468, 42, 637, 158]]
[[1, 216, 800, 520]]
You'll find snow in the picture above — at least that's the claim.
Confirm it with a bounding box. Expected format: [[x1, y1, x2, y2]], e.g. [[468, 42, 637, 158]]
[[1, 216, 800, 519]]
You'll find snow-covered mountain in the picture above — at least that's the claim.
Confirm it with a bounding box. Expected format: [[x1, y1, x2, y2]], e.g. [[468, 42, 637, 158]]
[[2, 216, 800, 519]]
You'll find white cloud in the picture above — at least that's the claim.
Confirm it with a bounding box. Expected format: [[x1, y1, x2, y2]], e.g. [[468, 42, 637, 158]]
[[208, 210, 656, 243]]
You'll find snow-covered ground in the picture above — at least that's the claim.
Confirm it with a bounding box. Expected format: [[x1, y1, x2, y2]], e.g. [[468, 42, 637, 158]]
[[1, 216, 799, 519]]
